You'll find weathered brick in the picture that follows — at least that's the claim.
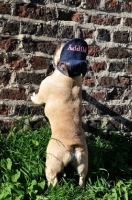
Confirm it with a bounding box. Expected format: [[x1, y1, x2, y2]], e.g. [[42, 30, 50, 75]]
[[123, 90, 132, 100], [0, 120, 14, 134], [107, 88, 124, 100], [81, 28, 93, 39], [92, 62, 106, 72], [23, 38, 36, 53], [30, 56, 50, 70], [0, 89, 27, 100], [21, 22, 37, 35], [0, 3, 10, 14], [97, 29, 110, 41], [86, 119, 101, 133], [37, 41, 57, 55], [106, 119, 121, 131], [90, 91, 106, 101], [30, 118, 46, 130], [82, 77, 95, 87], [23, 39, 57, 55], [0, 38, 17, 52], [98, 76, 116, 88], [123, 1, 132, 12], [0, 56, 4, 66], [58, 10, 75, 21], [2, 21, 20, 35], [0, 72, 11, 86], [107, 48, 129, 59], [105, 0, 119, 11], [72, 13, 83, 23], [88, 45, 100, 57], [124, 18, 132, 28], [66, 0, 81, 6], [86, 0, 101, 9], [14, 105, 44, 116], [110, 105, 129, 115], [82, 104, 96, 116], [6, 57, 27, 68], [16, 72, 45, 85], [117, 77, 130, 89], [109, 62, 125, 72], [43, 24, 58, 37], [128, 64, 132, 72], [89, 15, 120, 26], [0, 105, 8, 116], [60, 26, 74, 39], [16, 4, 56, 21], [113, 31, 129, 43]]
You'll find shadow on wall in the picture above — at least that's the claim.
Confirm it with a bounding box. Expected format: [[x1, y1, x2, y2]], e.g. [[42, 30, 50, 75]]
[[82, 91, 132, 134]]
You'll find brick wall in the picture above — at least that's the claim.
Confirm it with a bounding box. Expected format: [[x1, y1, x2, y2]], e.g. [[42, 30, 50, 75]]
[[0, 0, 132, 134]]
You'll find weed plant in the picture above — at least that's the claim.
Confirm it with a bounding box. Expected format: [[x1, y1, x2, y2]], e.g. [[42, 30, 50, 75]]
[[0, 122, 132, 200]]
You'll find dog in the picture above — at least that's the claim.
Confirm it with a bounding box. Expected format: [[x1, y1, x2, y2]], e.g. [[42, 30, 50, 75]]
[[31, 38, 88, 187]]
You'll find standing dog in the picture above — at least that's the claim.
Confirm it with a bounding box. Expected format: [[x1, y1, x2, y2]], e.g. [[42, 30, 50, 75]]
[[31, 38, 88, 187]]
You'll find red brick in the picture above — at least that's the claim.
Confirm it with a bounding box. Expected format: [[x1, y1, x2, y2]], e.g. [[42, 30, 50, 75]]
[[30, 56, 50, 70], [117, 77, 130, 89], [107, 48, 129, 59], [124, 18, 132, 28], [92, 62, 106, 72], [6, 57, 27, 68], [82, 77, 95, 87], [98, 76, 116, 88], [113, 31, 129, 43], [2, 21, 20, 35], [0, 105, 8, 115], [72, 13, 83, 23], [16, 72, 45, 85], [123, 1, 132, 12], [0, 72, 11, 86], [0, 38, 17, 52], [105, 0, 119, 11], [88, 45, 100, 57], [89, 15, 120, 26], [86, 0, 101, 9], [107, 88, 123, 100], [0, 89, 27, 100], [82, 104, 96, 116], [16, 4, 56, 20], [23, 38, 36, 53], [0, 3, 10, 14], [90, 91, 106, 101]]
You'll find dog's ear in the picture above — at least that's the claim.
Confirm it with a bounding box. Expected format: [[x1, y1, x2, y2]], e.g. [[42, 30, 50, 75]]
[[53, 43, 65, 66]]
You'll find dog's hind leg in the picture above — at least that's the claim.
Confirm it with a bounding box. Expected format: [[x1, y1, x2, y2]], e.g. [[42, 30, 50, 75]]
[[71, 147, 88, 187], [45, 153, 64, 187]]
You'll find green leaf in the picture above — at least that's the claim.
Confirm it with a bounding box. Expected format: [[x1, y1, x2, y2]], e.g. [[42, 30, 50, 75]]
[[6, 158, 12, 170], [11, 170, 21, 182], [32, 139, 39, 146], [38, 180, 45, 190]]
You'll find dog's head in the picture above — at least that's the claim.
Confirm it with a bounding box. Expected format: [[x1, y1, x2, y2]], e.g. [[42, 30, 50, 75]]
[[53, 38, 88, 77]]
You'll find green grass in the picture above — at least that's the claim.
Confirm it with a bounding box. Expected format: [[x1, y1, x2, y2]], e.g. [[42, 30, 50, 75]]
[[0, 123, 132, 200]]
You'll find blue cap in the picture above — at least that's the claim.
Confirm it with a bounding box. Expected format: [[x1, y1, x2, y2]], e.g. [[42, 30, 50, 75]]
[[59, 38, 88, 77]]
